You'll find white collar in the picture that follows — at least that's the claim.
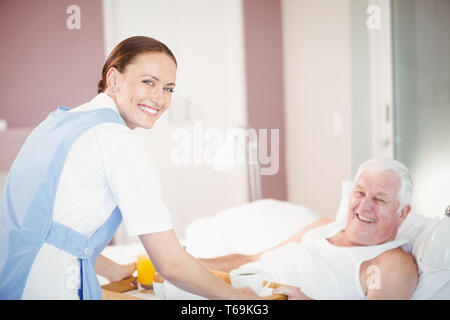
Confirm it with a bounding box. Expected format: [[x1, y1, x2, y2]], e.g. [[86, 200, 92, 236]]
[[87, 92, 119, 114], [70, 92, 119, 114]]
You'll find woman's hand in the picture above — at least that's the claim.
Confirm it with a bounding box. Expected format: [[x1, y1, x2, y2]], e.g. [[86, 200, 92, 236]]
[[153, 272, 165, 284], [110, 261, 137, 282], [95, 254, 137, 283], [154, 271, 262, 299]]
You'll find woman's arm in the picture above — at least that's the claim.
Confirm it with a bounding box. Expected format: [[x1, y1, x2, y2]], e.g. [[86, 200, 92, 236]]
[[139, 230, 261, 300]]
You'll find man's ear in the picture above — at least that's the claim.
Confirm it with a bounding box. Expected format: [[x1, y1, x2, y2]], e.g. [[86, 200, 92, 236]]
[[399, 204, 411, 225]]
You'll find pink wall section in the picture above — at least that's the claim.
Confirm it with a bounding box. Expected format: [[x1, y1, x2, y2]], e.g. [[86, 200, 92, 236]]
[[243, 0, 287, 200], [0, 0, 104, 171], [0, 0, 287, 201], [0, 0, 105, 127]]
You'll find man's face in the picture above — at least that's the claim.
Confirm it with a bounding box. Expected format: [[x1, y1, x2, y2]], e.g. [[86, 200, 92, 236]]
[[344, 170, 409, 246]]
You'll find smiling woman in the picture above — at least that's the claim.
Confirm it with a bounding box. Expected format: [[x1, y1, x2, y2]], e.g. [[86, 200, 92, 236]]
[[97, 36, 177, 129], [0, 36, 259, 300]]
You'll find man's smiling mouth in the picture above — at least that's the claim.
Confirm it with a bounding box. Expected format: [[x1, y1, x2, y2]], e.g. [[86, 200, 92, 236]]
[[356, 213, 375, 223]]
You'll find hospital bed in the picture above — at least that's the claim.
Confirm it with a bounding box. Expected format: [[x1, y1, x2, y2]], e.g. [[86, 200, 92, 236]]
[[100, 183, 450, 299]]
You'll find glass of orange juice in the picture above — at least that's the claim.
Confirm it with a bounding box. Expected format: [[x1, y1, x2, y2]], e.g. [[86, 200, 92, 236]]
[[137, 253, 156, 289]]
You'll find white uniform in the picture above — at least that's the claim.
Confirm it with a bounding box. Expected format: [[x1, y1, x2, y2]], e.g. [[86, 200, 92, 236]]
[[243, 220, 407, 299], [22, 93, 172, 299]]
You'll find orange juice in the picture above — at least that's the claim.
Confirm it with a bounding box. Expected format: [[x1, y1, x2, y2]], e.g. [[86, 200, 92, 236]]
[[137, 253, 156, 288]]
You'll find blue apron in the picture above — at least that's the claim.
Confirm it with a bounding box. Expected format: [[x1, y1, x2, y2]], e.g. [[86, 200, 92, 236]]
[[0, 107, 126, 299]]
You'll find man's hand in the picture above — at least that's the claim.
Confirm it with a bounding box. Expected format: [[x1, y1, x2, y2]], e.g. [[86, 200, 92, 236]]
[[273, 285, 312, 300]]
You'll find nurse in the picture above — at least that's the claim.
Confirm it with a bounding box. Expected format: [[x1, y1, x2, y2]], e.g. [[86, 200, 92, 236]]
[[0, 36, 259, 300]]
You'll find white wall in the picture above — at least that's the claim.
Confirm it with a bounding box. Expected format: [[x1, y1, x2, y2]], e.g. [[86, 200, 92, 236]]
[[102, 0, 250, 241], [349, 0, 373, 175], [281, 0, 353, 219]]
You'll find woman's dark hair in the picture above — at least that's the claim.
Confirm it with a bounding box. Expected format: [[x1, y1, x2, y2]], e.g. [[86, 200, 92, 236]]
[[97, 36, 177, 93]]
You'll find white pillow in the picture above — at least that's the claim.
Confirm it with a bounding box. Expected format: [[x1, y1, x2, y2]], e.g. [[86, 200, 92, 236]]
[[399, 214, 435, 253], [411, 269, 450, 299], [335, 180, 353, 223], [184, 199, 319, 258]]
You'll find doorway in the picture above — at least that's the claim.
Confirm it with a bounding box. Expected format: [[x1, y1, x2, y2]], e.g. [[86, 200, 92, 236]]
[[392, 0, 450, 218]]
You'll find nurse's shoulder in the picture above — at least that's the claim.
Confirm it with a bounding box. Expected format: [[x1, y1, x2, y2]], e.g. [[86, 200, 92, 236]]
[[69, 93, 149, 155], [92, 122, 150, 160]]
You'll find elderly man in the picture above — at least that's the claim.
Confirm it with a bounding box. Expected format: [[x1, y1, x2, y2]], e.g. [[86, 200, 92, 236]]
[[199, 158, 419, 300]]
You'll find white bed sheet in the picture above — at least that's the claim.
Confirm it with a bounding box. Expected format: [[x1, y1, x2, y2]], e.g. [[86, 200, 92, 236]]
[[184, 199, 319, 257]]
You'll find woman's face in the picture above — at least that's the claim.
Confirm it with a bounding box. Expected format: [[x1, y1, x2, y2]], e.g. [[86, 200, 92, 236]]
[[107, 52, 177, 129]]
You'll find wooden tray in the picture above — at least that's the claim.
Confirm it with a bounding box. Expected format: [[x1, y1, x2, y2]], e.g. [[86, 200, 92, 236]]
[[101, 270, 290, 300]]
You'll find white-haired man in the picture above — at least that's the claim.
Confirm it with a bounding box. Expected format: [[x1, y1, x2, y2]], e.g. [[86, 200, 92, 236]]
[[199, 158, 419, 299]]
